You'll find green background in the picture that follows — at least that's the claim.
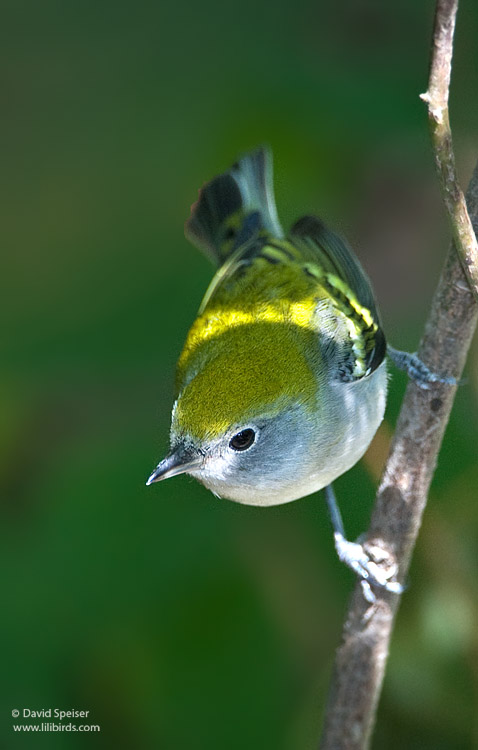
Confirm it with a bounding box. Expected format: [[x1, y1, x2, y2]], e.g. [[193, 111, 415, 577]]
[[2, 1, 478, 748]]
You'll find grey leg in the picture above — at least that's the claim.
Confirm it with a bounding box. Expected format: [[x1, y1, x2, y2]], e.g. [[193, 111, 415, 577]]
[[387, 345, 457, 389]]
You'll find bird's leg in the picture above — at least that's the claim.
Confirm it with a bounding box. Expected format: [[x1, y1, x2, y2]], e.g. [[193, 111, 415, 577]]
[[387, 345, 458, 389], [324, 484, 403, 601]]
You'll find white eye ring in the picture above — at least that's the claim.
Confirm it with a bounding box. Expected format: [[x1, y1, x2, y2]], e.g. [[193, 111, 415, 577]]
[[229, 428, 256, 452]]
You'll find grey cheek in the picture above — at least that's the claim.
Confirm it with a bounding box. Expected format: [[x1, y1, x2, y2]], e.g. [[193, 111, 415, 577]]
[[234, 447, 291, 483]]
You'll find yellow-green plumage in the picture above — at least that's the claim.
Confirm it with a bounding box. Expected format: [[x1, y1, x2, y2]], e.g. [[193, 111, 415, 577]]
[[176, 230, 384, 442], [176, 256, 322, 440]]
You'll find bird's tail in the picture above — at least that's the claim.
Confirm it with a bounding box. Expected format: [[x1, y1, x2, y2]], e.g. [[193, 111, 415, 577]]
[[185, 147, 283, 265]]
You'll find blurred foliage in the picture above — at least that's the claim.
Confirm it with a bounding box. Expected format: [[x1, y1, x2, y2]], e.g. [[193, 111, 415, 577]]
[[2, 0, 478, 748]]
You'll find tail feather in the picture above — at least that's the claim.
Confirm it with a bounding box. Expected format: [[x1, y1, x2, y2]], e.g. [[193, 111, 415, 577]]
[[185, 147, 283, 266], [230, 149, 282, 238]]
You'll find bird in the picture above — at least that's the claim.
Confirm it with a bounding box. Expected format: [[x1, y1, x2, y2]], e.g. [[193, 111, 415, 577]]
[[146, 147, 454, 595]]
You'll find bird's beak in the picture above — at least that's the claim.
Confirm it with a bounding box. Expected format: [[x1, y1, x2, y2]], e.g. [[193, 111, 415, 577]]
[[145, 445, 202, 486]]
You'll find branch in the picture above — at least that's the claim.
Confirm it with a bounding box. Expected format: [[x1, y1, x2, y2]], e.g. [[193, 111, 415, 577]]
[[421, 0, 478, 300], [320, 2, 478, 748]]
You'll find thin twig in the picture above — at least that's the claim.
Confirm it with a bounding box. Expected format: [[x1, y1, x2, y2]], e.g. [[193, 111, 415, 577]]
[[421, 0, 478, 300], [319, 1, 478, 747]]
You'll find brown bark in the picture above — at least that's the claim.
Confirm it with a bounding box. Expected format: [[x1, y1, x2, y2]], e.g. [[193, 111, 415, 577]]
[[319, 1, 478, 747]]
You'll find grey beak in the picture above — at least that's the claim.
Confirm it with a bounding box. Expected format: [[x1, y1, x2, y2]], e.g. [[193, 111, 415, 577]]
[[145, 446, 202, 486]]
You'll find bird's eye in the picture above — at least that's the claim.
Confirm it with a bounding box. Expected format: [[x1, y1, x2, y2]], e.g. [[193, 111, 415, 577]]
[[229, 428, 256, 451]]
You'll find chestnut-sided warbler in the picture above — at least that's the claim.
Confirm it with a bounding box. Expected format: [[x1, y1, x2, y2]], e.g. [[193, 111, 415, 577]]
[[146, 148, 453, 594]]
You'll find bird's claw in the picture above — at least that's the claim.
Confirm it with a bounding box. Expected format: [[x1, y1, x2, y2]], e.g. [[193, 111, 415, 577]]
[[334, 534, 403, 601]]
